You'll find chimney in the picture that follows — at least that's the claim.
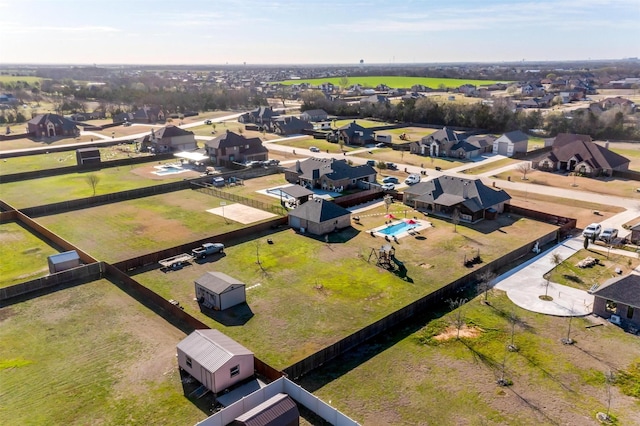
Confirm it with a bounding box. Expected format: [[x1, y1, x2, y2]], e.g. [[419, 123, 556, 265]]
[[296, 160, 301, 173], [605, 140, 609, 149], [463, 181, 469, 199]]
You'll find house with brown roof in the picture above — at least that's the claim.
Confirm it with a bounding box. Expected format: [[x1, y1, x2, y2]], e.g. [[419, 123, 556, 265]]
[[137, 126, 197, 153], [403, 175, 511, 223], [205, 130, 268, 167], [28, 113, 79, 138], [592, 273, 640, 331], [238, 106, 279, 125], [532, 133, 629, 177], [284, 157, 376, 191]]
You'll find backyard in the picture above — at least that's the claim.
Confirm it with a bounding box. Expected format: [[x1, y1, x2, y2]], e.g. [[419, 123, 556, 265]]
[[0, 221, 60, 288], [352, 148, 467, 171], [132, 206, 558, 369], [35, 189, 267, 262], [0, 162, 193, 208], [0, 279, 206, 425], [297, 290, 640, 425]]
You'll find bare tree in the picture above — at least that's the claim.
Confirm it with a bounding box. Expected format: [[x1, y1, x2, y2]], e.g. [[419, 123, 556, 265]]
[[515, 162, 532, 180], [85, 173, 100, 196], [451, 208, 461, 233], [338, 76, 350, 93], [542, 252, 563, 297], [508, 310, 519, 351], [477, 270, 497, 304], [448, 298, 467, 340]]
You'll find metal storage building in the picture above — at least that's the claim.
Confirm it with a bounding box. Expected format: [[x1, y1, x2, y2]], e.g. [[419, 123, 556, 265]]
[[195, 272, 246, 311], [47, 250, 81, 274], [177, 329, 254, 394], [231, 393, 299, 426]]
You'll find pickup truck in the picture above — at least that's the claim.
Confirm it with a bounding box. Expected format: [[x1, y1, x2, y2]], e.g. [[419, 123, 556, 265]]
[[191, 242, 224, 258]]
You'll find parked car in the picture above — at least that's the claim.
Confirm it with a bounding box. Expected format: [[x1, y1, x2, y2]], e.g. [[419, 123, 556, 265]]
[[375, 143, 386, 148], [381, 183, 395, 191], [309, 146, 320, 152], [386, 162, 397, 170], [366, 160, 376, 166], [582, 223, 602, 239], [599, 228, 618, 243], [262, 159, 280, 166], [212, 177, 225, 187], [246, 161, 262, 168], [404, 173, 421, 185], [123, 121, 132, 127], [204, 119, 213, 125], [382, 176, 399, 184]]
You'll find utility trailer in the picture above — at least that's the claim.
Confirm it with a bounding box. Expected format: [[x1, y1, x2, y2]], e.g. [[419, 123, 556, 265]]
[[159, 253, 194, 271]]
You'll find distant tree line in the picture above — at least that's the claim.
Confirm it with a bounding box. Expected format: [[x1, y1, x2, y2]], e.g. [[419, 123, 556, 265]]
[[300, 91, 639, 140]]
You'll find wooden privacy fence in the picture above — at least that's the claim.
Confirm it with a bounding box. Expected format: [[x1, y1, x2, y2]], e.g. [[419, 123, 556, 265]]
[[0, 262, 105, 301], [112, 216, 288, 271], [282, 228, 560, 379], [104, 263, 283, 381]]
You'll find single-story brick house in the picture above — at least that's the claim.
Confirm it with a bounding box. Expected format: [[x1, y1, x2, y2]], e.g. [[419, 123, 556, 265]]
[[403, 175, 511, 222], [592, 273, 640, 330], [532, 133, 629, 177]]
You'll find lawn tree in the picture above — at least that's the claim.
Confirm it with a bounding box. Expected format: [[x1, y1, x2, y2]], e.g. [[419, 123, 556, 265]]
[[448, 298, 467, 340], [605, 371, 615, 420], [508, 310, 519, 351], [383, 194, 393, 215], [544, 252, 563, 298], [477, 270, 497, 304], [562, 305, 575, 345], [515, 161, 532, 180], [452, 208, 461, 233], [85, 173, 100, 196]]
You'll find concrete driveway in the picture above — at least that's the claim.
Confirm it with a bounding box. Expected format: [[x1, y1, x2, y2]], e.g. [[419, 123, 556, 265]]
[[493, 237, 595, 317]]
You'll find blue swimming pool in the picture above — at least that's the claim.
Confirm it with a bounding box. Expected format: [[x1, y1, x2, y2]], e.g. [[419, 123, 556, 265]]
[[153, 166, 186, 176], [378, 221, 416, 237]]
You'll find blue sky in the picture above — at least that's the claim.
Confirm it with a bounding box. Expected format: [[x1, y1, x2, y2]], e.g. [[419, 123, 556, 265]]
[[0, 0, 638, 65]]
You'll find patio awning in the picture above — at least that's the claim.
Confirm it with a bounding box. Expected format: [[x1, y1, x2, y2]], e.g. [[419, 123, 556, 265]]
[[174, 151, 208, 162]]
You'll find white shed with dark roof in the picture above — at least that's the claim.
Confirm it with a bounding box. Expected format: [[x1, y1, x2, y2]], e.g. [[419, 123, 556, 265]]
[[195, 271, 246, 311], [177, 329, 254, 394]]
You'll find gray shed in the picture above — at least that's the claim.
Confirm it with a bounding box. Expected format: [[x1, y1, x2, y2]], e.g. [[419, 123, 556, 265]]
[[231, 393, 299, 426], [47, 250, 81, 274], [177, 329, 254, 394], [195, 272, 246, 311]]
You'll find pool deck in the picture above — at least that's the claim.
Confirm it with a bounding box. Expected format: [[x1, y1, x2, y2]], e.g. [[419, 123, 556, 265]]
[[257, 184, 341, 200], [369, 219, 430, 240]]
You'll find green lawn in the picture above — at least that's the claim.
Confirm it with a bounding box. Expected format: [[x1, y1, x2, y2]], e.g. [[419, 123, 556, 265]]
[[277, 76, 509, 89], [0, 75, 43, 85], [298, 291, 640, 425], [0, 222, 60, 288], [36, 190, 257, 262], [545, 249, 640, 291], [273, 136, 358, 153], [461, 157, 519, 175], [332, 119, 392, 128], [133, 208, 557, 369], [0, 165, 188, 208], [0, 279, 206, 425], [352, 148, 466, 171], [0, 145, 152, 176]]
